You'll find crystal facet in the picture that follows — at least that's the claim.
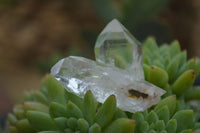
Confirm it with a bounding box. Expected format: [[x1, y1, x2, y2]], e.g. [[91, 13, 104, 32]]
[[51, 19, 166, 113], [95, 19, 144, 80], [51, 56, 166, 113]]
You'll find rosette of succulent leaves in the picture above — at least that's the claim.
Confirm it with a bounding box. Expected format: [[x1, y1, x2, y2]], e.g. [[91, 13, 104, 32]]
[[8, 37, 200, 133]]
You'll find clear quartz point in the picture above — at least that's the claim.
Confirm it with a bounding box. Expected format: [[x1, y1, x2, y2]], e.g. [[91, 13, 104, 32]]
[[51, 56, 166, 113], [51, 19, 166, 113], [95, 19, 144, 80]]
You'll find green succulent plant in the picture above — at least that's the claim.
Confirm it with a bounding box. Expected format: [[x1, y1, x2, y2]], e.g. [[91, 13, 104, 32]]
[[8, 37, 200, 133], [143, 37, 200, 100]]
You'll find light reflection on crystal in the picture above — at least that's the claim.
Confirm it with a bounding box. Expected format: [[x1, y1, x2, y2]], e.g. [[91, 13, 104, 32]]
[[51, 19, 166, 113]]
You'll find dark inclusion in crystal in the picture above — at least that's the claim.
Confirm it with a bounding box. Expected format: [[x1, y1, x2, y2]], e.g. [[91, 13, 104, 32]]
[[128, 89, 148, 99]]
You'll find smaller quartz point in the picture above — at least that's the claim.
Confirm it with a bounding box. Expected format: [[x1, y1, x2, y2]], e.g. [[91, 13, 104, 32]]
[[95, 19, 144, 80], [51, 56, 166, 113]]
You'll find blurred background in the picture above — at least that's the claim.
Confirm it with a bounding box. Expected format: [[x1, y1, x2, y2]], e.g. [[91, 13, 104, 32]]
[[0, 0, 200, 127]]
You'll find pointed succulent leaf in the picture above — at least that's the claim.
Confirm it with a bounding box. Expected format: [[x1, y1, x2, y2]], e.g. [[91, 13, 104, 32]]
[[177, 63, 189, 77], [188, 58, 200, 76], [143, 47, 152, 59], [13, 105, 26, 120], [83, 91, 98, 125], [15, 119, 35, 133], [159, 44, 170, 60], [143, 55, 151, 65], [132, 112, 144, 123], [26, 111, 57, 131], [166, 119, 177, 133], [155, 120, 165, 132], [89, 123, 101, 133], [44, 75, 66, 104], [155, 95, 176, 117], [49, 102, 68, 118], [113, 108, 127, 120], [65, 90, 84, 111], [132, 112, 145, 132], [77, 119, 89, 133], [167, 58, 179, 84], [153, 60, 165, 69], [94, 95, 116, 128], [146, 111, 158, 124], [143, 64, 150, 80], [66, 101, 83, 118], [142, 110, 148, 119], [54, 117, 68, 131], [172, 70, 196, 96], [67, 117, 78, 131], [156, 105, 170, 124], [138, 121, 149, 133], [177, 51, 187, 68], [22, 102, 49, 113], [172, 110, 194, 132], [148, 65, 169, 88], [164, 56, 170, 69], [103, 118, 135, 133], [162, 83, 171, 97], [32, 91, 49, 105], [8, 113, 17, 126], [143, 37, 158, 51], [169, 40, 181, 57]]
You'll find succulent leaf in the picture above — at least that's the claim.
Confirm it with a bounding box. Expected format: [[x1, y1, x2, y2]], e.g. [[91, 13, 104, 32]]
[[156, 105, 170, 124], [22, 102, 49, 113], [83, 91, 98, 125], [148, 65, 169, 88], [54, 117, 68, 131], [26, 111, 57, 131], [154, 95, 176, 117], [89, 123, 101, 133], [49, 102, 68, 118], [166, 119, 177, 133], [172, 110, 194, 132], [94, 95, 116, 129], [103, 118, 136, 133], [66, 101, 83, 118], [44, 75, 66, 105], [15, 119, 35, 133], [171, 70, 195, 96]]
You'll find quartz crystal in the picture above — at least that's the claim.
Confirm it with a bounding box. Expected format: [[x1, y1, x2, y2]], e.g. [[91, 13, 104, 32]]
[[51, 56, 166, 113], [95, 19, 144, 80], [51, 19, 166, 113]]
